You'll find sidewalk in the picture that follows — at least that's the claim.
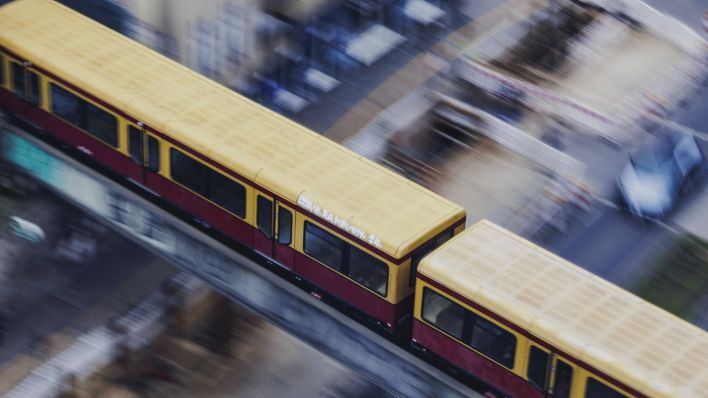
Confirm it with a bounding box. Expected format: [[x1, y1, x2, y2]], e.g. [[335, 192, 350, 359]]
[[292, 10, 473, 135], [319, 0, 544, 144]]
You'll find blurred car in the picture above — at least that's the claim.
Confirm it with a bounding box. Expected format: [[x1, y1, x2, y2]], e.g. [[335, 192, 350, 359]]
[[617, 132, 705, 219], [7, 216, 45, 243]]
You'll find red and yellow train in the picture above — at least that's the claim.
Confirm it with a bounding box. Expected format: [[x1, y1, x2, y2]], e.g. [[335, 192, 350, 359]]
[[1, 1, 706, 397]]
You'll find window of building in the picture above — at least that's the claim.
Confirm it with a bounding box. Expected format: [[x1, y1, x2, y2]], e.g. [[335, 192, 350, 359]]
[[147, 135, 160, 172], [170, 149, 208, 195], [50, 83, 81, 126], [208, 170, 245, 218], [277, 207, 292, 245], [409, 229, 453, 287], [304, 221, 343, 272], [349, 245, 388, 296], [554, 360, 574, 398], [469, 316, 516, 369], [85, 102, 117, 147], [422, 288, 465, 340], [128, 125, 142, 165], [585, 378, 627, 398], [527, 346, 549, 391]]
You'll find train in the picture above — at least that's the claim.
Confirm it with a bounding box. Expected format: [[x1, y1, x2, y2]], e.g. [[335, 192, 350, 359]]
[[1, 1, 707, 397]]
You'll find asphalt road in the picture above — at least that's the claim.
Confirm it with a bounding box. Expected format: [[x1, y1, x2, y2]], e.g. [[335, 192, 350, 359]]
[[544, 202, 671, 285], [542, 73, 708, 293], [532, 0, 708, 289], [0, 192, 169, 365]]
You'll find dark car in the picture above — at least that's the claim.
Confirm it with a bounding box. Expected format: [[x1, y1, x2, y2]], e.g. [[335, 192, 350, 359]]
[[616, 131, 705, 219]]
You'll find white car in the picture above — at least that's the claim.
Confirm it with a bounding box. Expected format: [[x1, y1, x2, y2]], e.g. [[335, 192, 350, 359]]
[[617, 132, 705, 219], [7, 216, 45, 243]]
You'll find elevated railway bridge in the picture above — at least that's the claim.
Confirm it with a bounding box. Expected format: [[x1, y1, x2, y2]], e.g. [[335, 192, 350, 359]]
[[0, 121, 480, 398]]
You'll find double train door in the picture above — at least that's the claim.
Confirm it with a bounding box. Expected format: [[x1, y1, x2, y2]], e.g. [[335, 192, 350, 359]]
[[549, 355, 574, 398], [9, 60, 41, 122], [526, 345, 574, 398], [254, 192, 294, 268], [127, 123, 161, 191]]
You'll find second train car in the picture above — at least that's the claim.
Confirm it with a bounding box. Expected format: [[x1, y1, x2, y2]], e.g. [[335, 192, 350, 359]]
[[413, 220, 708, 398]]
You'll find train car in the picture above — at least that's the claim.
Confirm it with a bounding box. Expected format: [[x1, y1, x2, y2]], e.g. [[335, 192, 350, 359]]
[[412, 220, 708, 397], [0, 0, 466, 333]]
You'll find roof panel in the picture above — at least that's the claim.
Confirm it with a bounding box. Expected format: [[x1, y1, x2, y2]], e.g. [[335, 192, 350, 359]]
[[419, 220, 708, 398], [0, 0, 466, 257]]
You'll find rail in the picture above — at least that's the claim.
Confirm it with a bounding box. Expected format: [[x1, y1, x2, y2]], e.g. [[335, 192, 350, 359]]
[[0, 124, 477, 398]]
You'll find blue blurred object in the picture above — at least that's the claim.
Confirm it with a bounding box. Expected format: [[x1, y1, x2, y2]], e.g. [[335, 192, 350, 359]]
[[617, 131, 706, 219]]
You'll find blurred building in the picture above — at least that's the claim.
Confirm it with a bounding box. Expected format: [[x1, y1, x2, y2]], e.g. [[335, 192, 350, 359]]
[[121, 0, 288, 87], [58, 0, 450, 112]]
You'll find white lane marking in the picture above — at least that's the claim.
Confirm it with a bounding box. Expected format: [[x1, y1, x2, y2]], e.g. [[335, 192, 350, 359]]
[[594, 196, 618, 210]]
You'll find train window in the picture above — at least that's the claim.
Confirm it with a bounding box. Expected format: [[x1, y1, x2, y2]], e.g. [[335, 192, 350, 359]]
[[349, 246, 388, 296], [527, 346, 549, 391], [554, 360, 574, 398], [147, 136, 160, 172], [0, 55, 4, 86], [209, 170, 246, 218], [11, 63, 22, 98], [50, 83, 81, 126], [585, 378, 627, 398], [128, 126, 142, 165], [27, 70, 39, 105], [170, 149, 208, 195], [85, 102, 117, 147], [257, 196, 273, 237], [422, 288, 464, 340], [277, 207, 292, 245], [409, 229, 453, 287], [304, 221, 343, 272], [469, 315, 516, 368]]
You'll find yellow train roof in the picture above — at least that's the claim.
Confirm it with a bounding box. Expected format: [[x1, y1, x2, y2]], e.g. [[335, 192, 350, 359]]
[[419, 220, 708, 398], [0, 0, 465, 258]]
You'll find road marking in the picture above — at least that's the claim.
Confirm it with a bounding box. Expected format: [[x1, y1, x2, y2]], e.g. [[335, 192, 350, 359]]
[[654, 220, 681, 234], [594, 196, 618, 210]]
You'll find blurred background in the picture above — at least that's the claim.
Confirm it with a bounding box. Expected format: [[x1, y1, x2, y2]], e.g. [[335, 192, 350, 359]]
[[0, 0, 707, 396]]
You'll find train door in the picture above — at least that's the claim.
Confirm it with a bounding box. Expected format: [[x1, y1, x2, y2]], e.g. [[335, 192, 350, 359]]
[[526, 344, 551, 396], [9, 60, 40, 122], [127, 123, 160, 191], [254, 193, 294, 268], [273, 202, 294, 266], [549, 355, 575, 398]]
